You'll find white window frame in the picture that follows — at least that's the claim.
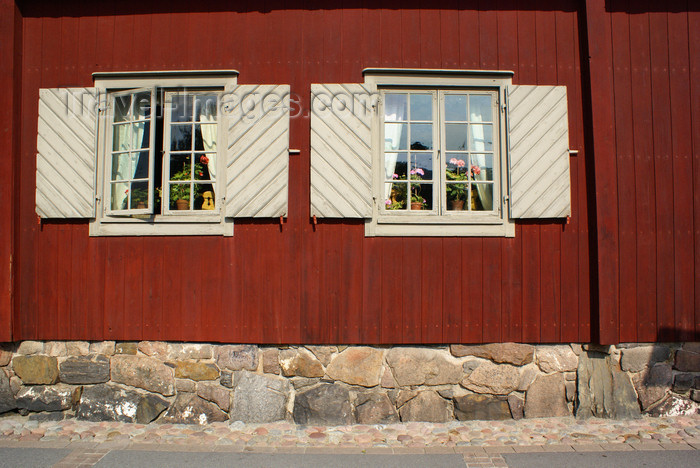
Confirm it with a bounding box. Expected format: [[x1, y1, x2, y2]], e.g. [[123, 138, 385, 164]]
[[90, 71, 237, 237], [363, 69, 515, 237]]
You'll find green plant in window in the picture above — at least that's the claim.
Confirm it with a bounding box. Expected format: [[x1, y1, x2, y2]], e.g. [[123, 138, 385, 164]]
[[410, 168, 426, 207], [446, 158, 481, 201]]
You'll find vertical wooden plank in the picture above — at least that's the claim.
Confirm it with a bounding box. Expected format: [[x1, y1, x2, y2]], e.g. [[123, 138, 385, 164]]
[[629, 6, 657, 342], [362, 238, 382, 343], [421, 239, 443, 343], [340, 223, 363, 343], [419, 7, 441, 69], [380, 1, 402, 67], [103, 238, 125, 338], [382, 240, 403, 343], [402, 2, 421, 69], [141, 237, 163, 340], [362, 1, 381, 69], [0, 0, 20, 341], [39, 226, 58, 339], [340, 4, 363, 81], [403, 238, 422, 343], [516, 7, 537, 85], [667, 10, 694, 340], [690, 10, 700, 337], [536, 6, 561, 342], [610, 0, 637, 342], [482, 238, 501, 343], [440, 0, 460, 69], [458, 5, 480, 69], [585, 0, 619, 344], [442, 238, 462, 343], [556, 8, 580, 343], [85, 237, 105, 340], [323, 223, 343, 343], [504, 225, 524, 342], [521, 226, 541, 342], [69, 226, 88, 340], [461, 238, 483, 343], [648, 8, 675, 341], [478, 6, 498, 70], [123, 238, 143, 341]]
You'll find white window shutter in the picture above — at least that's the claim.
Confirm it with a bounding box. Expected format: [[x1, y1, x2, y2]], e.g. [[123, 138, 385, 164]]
[[310, 83, 373, 218], [507, 85, 571, 219], [223, 84, 290, 218], [36, 88, 98, 218]]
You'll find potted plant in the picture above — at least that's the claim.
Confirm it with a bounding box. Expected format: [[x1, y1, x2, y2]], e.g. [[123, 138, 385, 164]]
[[166, 156, 210, 210], [409, 168, 426, 210], [446, 158, 481, 210]]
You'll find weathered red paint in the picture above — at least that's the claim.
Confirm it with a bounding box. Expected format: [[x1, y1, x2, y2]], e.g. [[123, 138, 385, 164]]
[[5, 1, 697, 344]]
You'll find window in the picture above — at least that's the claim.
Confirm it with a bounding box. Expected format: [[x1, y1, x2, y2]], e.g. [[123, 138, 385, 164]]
[[35, 72, 291, 234], [381, 90, 499, 218], [365, 70, 514, 237], [309, 69, 571, 235], [91, 72, 236, 236]]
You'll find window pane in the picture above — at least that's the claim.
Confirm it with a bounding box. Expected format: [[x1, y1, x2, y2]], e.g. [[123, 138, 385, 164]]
[[445, 94, 467, 122], [132, 121, 150, 149], [446, 183, 469, 210], [469, 95, 492, 122], [384, 94, 407, 121], [412, 153, 433, 181], [113, 123, 132, 151], [114, 95, 131, 123], [170, 154, 191, 181], [469, 124, 493, 151], [385, 182, 407, 210], [132, 151, 149, 179], [195, 94, 219, 119], [130, 181, 149, 209], [384, 123, 407, 150], [111, 153, 130, 181], [169, 183, 191, 210], [410, 183, 432, 210], [446, 155, 468, 182], [196, 154, 214, 181], [195, 124, 217, 151], [385, 152, 407, 180], [410, 123, 432, 150], [171, 95, 193, 122], [194, 183, 216, 210], [471, 154, 493, 181], [134, 92, 152, 119], [410, 94, 432, 121], [110, 182, 129, 210], [445, 123, 468, 151], [170, 124, 192, 151], [472, 183, 494, 211]]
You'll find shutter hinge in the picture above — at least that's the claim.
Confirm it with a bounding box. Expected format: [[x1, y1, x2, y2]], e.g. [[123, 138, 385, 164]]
[[503, 194, 509, 204]]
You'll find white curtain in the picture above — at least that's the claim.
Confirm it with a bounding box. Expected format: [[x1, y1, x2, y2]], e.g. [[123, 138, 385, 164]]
[[383, 100, 406, 201], [469, 111, 493, 211], [112, 98, 146, 210]]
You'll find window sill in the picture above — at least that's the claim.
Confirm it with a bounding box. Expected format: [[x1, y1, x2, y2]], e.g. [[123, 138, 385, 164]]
[[376, 213, 503, 225], [365, 219, 515, 237], [89, 217, 233, 237]]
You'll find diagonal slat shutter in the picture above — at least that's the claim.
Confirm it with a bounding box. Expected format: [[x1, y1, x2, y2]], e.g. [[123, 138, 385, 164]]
[[507, 85, 571, 219], [223, 84, 290, 218], [36, 88, 98, 218], [310, 83, 373, 218]]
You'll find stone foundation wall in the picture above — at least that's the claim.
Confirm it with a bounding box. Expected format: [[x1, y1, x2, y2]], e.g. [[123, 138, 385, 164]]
[[0, 341, 698, 424]]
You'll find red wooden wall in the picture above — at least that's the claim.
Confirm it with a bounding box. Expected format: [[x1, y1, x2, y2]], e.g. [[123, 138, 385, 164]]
[[587, 0, 699, 344], [5, 0, 694, 345]]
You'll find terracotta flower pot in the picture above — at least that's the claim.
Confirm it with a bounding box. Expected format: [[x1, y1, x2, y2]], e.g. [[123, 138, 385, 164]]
[[410, 202, 423, 210], [175, 199, 189, 210], [449, 199, 465, 211]]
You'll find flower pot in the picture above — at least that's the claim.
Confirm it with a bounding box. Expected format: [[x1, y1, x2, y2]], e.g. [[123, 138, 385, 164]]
[[175, 199, 189, 210], [410, 202, 423, 210], [449, 199, 465, 211], [136, 202, 146, 210]]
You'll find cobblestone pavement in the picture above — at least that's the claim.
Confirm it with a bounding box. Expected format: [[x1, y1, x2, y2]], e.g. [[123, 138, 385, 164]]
[[0, 414, 698, 467]]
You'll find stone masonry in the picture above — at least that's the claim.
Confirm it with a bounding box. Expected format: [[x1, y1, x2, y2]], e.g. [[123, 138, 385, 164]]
[[0, 341, 697, 425]]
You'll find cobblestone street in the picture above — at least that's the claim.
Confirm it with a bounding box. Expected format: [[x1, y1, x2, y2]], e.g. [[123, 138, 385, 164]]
[[0, 414, 698, 467]]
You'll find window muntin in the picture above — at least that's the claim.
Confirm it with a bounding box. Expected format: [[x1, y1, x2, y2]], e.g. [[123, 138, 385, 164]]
[[107, 88, 155, 214], [163, 91, 219, 214], [381, 88, 499, 219]]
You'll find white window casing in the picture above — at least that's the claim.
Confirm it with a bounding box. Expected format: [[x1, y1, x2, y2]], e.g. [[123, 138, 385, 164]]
[[223, 84, 290, 218], [507, 85, 571, 219], [309, 83, 374, 218], [36, 87, 99, 219]]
